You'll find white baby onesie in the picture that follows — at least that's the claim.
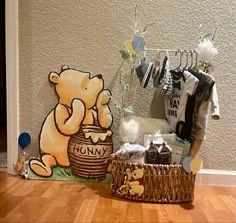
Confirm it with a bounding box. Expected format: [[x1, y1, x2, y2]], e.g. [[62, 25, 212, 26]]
[[165, 70, 199, 132]]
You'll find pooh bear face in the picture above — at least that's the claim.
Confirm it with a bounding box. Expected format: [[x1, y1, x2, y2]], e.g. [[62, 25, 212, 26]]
[[49, 65, 104, 109], [132, 168, 144, 180]]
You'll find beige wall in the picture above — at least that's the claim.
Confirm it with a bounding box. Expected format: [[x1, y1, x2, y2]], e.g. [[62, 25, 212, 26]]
[[19, 0, 236, 170]]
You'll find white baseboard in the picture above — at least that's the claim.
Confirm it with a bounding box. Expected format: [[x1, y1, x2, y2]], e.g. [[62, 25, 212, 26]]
[[196, 169, 236, 187]]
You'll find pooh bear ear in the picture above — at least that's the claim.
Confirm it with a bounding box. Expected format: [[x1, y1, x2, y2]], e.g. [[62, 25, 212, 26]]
[[61, 65, 69, 71], [49, 72, 60, 84]]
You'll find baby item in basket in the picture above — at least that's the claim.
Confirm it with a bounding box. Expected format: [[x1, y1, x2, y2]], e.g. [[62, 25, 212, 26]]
[[144, 133, 176, 147], [145, 140, 172, 165], [157, 142, 172, 165], [115, 143, 146, 164], [119, 116, 171, 145], [144, 142, 159, 164]]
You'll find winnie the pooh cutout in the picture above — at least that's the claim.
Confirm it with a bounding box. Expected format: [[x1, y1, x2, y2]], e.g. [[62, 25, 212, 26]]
[[29, 65, 113, 181]]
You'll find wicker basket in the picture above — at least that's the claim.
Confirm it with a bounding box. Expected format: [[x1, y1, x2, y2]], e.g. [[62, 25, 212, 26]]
[[111, 160, 195, 203]]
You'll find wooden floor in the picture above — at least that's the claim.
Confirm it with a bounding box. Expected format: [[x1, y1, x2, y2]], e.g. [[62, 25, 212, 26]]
[[0, 170, 235, 223]]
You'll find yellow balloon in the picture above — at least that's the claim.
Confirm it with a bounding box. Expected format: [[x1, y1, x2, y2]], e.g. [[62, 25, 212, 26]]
[[190, 156, 203, 174], [124, 39, 137, 56]]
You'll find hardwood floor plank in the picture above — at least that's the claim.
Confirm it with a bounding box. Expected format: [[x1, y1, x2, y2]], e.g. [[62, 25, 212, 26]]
[[0, 171, 236, 223], [0, 196, 23, 218], [74, 198, 99, 222]]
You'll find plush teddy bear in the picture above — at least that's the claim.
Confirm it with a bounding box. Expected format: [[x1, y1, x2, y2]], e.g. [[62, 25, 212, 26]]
[[29, 65, 113, 177]]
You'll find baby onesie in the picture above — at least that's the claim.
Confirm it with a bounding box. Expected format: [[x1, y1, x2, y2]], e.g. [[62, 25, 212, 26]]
[[165, 70, 199, 134], [182, 69, 215, 140], [194, 74, 220, 140]]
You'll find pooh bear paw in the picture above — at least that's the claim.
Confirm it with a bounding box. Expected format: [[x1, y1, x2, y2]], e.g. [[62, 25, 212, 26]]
[[72, 98, 86, 114], [96, 90, 112, 107]]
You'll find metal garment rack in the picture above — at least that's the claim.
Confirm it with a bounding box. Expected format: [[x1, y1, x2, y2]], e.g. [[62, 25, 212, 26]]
[[144, 47, 198, 67], [145, 48, 180, 53], [144, 48, 198, 54]]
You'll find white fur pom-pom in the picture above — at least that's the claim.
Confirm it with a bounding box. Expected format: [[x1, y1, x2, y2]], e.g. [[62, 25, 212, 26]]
[[196, 39, 218, 63]]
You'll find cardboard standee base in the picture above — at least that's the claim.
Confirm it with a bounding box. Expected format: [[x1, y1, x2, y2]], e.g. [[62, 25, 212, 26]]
[[28, 166, 111, 183]]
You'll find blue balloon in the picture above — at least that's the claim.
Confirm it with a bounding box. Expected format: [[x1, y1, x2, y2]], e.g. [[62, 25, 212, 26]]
[[183, 156, 193, 173], [18, 132, 31, 149], [132, 36, 145, 53]]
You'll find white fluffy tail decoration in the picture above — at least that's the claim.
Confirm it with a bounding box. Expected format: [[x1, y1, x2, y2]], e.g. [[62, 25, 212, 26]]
[[196, 38, 218, 63]]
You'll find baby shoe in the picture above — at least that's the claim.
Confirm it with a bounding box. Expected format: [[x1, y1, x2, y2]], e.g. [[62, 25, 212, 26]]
[[152, 59, 160, 88], [135, 58, 153, 88]]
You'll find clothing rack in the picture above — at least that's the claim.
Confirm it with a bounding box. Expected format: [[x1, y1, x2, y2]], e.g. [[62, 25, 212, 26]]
[[144, 47, 199, 68], [144, 48, 198, 54], [145, 48, 180, 53], [145, 48, 180, 57]]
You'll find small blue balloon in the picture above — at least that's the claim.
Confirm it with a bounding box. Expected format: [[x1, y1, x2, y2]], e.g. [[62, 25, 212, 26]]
[[183, 156, 193, 173], [18, 132, 31, 149], [132, 36, 145, 53]]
